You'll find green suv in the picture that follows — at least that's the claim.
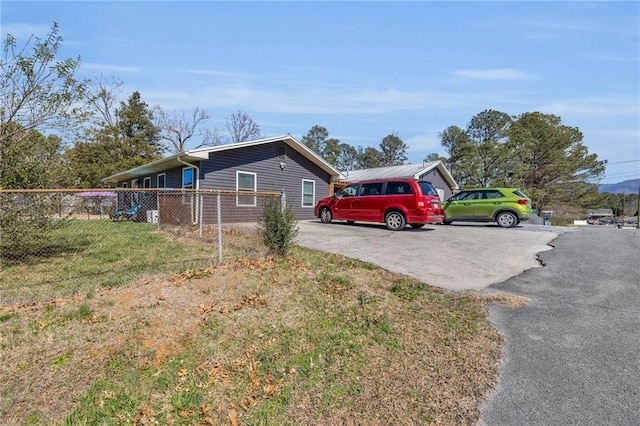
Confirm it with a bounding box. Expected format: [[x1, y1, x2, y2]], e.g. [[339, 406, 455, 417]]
[[442, 188, 533, 228]]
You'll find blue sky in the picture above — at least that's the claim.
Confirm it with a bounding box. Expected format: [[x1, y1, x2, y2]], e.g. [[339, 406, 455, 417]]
[[2, 1, 639, 183]]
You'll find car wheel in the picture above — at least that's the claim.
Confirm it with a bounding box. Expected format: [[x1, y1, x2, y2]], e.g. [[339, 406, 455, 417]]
[[409, 223, 425, 229], [385, 211, 406, 231], [496, 211, 517, 228], [319, 207, 332, 224], [442, 220, 452, 225]]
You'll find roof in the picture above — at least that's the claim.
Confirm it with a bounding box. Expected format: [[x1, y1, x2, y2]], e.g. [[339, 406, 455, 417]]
[[588, 209, 614, 217], [101, 135, 340, 184], [338, 161, 458, 189]]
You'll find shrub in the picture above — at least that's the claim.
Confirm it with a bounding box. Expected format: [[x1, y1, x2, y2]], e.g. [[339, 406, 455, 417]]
[[256, 195, 298, 257]]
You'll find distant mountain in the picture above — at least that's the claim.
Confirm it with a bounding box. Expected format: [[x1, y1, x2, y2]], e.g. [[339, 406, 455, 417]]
[[599, 179, 640, 194]]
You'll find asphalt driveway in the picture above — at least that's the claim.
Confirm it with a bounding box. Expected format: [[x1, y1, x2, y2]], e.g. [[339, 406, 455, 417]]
[[296, 220, 560, 291], [480, 226, 640, 424]]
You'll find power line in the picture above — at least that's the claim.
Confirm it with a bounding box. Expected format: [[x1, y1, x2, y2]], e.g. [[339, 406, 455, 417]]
[[607, 159, 640, 165]]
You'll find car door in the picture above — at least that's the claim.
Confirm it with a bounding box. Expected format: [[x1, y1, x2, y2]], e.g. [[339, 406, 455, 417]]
[[444, 191, 479, 220], [473, 189, 505, 219], [353, 182, 385, 222], [330, 184, 359, 220]]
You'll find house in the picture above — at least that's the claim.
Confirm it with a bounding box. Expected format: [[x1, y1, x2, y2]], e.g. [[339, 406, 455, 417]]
[[101, 135, 340, 223], [336, 162, 459, 201]]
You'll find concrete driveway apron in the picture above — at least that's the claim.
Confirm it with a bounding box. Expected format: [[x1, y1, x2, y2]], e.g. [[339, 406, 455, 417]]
[[480, 227, 640, 425], [296, 220, 558, 291]]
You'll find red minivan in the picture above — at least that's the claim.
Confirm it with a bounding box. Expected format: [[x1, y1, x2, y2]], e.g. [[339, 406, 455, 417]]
[[314, 179, 444, 231]]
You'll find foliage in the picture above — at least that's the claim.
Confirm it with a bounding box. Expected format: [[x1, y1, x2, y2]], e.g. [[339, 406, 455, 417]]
[[337, 143, 359, 171], [0, 22, 88, 147], [507, 112, 605, 208], [301, 125, 342, 166], [66, 91, 163, 187], [379, 132, 408, 166], [0, 23, 86, 252], [440, 110, 605, 210], [226, 110, 261, 143], [256, 195, 299, 257], [1, 123, 71, 189], [356, 146, 383, 168]]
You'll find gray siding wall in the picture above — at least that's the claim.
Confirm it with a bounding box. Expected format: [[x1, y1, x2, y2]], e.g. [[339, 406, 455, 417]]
[[113, 140, 333, 221], [418, 169, 453, 200], [199, 141, 331, 220]]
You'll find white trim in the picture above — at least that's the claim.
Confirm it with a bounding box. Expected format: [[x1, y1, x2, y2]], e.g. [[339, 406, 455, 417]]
[[236, 170, 257, 207], [302, 179, 315, 207], [157, 173, 166, 189], [143, 177, 151, 188]]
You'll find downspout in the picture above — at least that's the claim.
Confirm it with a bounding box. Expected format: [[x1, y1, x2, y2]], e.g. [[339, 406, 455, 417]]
[[177, 156, 200, 226]]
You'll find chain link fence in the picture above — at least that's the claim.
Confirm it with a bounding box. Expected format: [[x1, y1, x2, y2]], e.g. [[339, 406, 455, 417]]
[[0, 189, 282, 305]]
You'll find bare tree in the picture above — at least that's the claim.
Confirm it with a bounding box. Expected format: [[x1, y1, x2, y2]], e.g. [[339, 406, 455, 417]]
[[226, 110, 261, 143], [199, 127, 224, 148], [154, 107, 213, 153], [84, 74, 123, 128]]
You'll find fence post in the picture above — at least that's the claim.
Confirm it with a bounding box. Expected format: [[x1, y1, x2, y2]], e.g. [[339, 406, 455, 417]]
[[280, 190, 286, 213], [199, 191, 204, 239], [216, 191, 222, 263]]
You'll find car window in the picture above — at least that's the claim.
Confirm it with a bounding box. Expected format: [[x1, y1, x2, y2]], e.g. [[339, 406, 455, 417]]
[[386, 181, 413, 195], [484, 190, 503, 199], [417, 181, 436, 196], [513, 189, 528, 198], [456, 191, 477, 201], [359, 182, 383, 196], [338, 185, 358, 197]]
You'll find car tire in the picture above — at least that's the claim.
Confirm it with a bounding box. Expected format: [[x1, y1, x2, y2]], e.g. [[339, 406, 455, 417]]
[[496, 211, 518, 228], [442, 220, 452, 225], [319, 207, 332, 224], [385, 211, 406, 231], [409, 223, 425, 229]]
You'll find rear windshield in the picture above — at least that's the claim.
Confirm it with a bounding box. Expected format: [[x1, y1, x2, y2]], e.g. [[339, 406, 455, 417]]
[[418, 181, 437, 196], [513, 189, 529, 198]]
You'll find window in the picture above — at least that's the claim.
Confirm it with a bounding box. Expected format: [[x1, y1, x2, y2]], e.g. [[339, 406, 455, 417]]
[[182, 167, 195, 204], [302, 180, 315, 207], [337, 184, 358, 197], [157, 173, 166, 189], [182, 167, 194, 190], [143, 177, 151, 188], [359, 182, 383, 196], [236, 171, 256, 206], [386, 181, 413, 195], [485, 190, 503, 199]]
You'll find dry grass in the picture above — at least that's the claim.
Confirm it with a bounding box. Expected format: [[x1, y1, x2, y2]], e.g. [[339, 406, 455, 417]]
[[0, 229, 522, 425]]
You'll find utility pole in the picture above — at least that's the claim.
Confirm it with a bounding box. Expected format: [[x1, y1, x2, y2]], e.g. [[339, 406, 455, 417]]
[[637, 185, 640, 229]]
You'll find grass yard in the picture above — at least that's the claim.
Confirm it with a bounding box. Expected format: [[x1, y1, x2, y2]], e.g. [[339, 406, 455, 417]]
[[0, 221, 523, 425]]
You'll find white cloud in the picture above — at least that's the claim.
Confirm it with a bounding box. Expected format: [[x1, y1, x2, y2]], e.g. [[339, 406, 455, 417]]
[[82, 63, 140, 74], [454, 68, 538, 81], [535, 96, 639, 117], [1, 22, 52, 39]]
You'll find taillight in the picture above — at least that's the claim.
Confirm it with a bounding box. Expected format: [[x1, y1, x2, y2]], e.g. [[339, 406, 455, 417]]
[[517, 199, 528, 205]]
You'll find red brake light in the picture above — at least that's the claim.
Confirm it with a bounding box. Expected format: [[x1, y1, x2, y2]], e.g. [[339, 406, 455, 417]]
[[517, 199, 528, 205]]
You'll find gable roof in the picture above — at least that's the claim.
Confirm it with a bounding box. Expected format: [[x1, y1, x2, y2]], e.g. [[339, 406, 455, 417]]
[[101, 135, 340, 184], [338, 161, 458, 189]]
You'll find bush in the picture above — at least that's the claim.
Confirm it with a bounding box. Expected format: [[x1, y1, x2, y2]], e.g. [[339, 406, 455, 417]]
[[256, 195, 298, 257]]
